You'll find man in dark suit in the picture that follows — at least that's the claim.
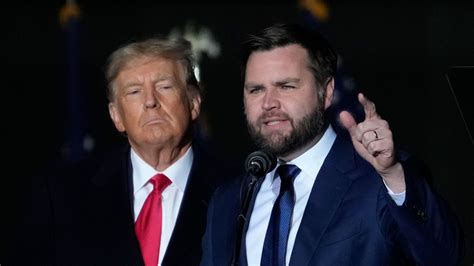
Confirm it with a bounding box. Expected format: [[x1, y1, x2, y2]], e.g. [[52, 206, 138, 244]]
[[9, 36, 231, 265], [201, 23, 465, 265]]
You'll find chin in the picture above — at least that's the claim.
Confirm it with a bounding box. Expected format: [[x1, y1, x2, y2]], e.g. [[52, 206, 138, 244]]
[[262, 135, 286, 149]]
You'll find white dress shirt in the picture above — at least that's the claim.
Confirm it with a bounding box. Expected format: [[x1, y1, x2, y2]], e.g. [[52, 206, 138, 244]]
[[132, 147, 193, 266], [245, 126, 406, 266]]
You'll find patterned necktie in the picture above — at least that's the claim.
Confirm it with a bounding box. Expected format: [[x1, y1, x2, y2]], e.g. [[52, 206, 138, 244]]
[[135, 174, 171, 266], [261, 164, 301, 266]]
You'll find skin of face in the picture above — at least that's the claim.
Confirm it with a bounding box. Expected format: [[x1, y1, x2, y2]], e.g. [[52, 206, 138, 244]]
[[244, 44, 333, 161], [108, 56, 201, 168]]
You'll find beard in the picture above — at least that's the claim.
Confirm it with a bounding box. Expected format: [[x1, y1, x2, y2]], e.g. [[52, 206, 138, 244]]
[[247, 104, 327, 158]]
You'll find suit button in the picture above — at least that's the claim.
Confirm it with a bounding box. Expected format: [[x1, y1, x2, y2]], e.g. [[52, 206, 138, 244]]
[[412, 205, 428, 221], [416, 209, 428, 221]]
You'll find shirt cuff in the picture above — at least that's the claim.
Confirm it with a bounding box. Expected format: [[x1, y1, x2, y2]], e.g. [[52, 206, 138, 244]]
[[383, 180, 406, 206]]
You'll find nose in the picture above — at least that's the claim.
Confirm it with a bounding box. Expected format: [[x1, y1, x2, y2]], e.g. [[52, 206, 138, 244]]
[[144, 86, 159, 109], [262, 88, 280, 111]]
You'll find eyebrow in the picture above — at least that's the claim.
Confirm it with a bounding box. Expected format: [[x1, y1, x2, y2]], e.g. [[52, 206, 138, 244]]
[[244, 83, 264, 91], [244, 78, 301, 91], [121, 76, 176, 89], [155, 76, 175, 82], [273, 78, 300, 87]]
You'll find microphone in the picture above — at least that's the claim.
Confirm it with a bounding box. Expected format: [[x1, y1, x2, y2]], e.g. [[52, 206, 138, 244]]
[[232, 150, 277, 265], [245, 150, 277, 177]]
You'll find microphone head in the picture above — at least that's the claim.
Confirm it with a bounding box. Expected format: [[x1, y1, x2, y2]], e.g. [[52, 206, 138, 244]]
[[245, 150, 277, 177]]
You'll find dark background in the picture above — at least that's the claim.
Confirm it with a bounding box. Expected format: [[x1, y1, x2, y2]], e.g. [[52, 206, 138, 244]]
[[2, 1, 473, 264]]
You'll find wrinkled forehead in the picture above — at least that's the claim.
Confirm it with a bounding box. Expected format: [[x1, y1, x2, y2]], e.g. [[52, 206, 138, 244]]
[[122, 55, 185, 72], [116, 56, 187, 83]]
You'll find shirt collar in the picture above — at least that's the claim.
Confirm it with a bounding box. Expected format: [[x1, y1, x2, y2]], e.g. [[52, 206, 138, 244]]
[[131, 147, 193, 194]]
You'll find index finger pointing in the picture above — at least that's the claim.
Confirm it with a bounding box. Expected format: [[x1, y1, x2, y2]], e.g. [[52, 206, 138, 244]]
[[359, 93, 378, 119]]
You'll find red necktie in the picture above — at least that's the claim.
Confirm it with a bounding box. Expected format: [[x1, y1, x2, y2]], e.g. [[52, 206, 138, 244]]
[[135, 174, 171, 266]]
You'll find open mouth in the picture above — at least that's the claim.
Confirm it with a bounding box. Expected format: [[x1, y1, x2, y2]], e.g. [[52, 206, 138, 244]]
[[265, 119, 286, 126]]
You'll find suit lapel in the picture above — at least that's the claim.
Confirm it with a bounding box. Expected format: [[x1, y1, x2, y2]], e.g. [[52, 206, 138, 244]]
[[162, 145, 216, 265], [290, 136, 360, 266], [90, 145, 144, 265]]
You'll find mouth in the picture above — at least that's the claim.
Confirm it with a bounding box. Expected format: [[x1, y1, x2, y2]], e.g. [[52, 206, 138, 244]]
[[260, 116, 291, 131], [144, 118, 165, 126], [256, 111, 292, 132], [264, 119, 287, 126]]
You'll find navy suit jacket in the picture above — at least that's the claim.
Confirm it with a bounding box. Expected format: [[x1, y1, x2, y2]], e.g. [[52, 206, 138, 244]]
[[202, 134, 465, 266], [9, 142, 232, 265]]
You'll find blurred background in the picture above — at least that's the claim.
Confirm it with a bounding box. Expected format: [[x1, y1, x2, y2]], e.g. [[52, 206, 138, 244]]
[[2, 0, 473, 264]]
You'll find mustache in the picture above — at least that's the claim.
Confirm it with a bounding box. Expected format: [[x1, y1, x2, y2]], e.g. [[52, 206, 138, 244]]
[[257, 110, 291, 124]]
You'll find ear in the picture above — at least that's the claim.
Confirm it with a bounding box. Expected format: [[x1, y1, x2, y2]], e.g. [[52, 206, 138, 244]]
[[108, 102, 126, 132], [190, 92, 202, 121], [324, 78, 335, 110]]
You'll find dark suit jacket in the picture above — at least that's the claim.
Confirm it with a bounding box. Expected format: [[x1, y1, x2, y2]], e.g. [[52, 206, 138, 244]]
[[202, 135, 465, 266], [9, 142, 234, 265]]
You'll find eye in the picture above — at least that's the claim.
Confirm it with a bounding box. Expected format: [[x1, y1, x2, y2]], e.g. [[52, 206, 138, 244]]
[[247, 86, 264, 94], [125, 87, 140, 95], [281, 84, 296, 90], [156, 81, 174, 90], [250, 88, 261, 94]]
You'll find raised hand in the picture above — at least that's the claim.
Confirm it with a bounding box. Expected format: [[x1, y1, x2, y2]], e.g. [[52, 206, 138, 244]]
[[339, 93, 405, 192]]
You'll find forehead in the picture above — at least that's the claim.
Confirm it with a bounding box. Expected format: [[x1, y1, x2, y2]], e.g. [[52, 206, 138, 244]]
[[115, 56, 186, 84], [247, 44, 309, 68], [245, 44, 311, 81], [123, 56, 182, 74]]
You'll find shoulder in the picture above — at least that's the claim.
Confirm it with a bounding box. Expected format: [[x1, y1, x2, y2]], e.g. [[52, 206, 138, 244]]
[[207, 173, 244, 219], [35, 143, 130, 188], [192, 141, 244, 187]]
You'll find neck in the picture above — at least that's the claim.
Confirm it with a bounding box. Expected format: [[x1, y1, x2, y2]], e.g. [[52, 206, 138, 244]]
[[131, 141, 192, 172]]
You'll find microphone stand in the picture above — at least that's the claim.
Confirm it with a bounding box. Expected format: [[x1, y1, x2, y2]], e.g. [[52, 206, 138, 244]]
[[231, 173, 260, 266]]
